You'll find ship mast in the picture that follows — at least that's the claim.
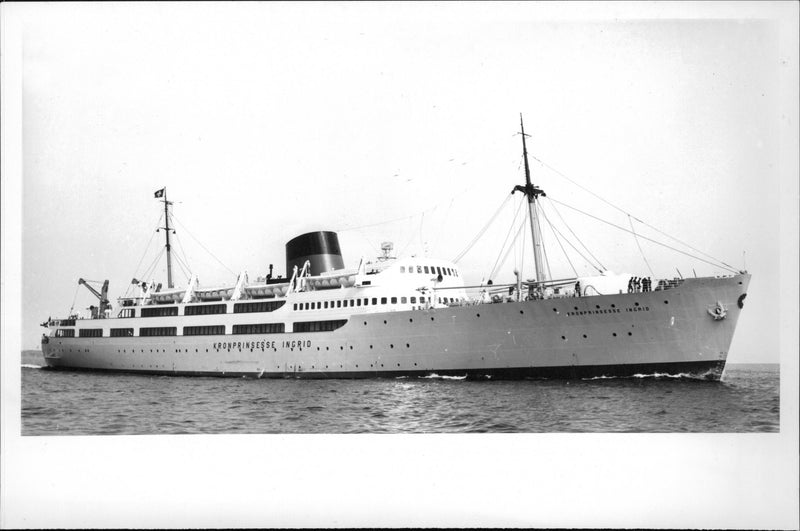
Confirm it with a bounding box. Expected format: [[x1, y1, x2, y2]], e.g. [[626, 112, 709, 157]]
[[158, 188, 175, 288], [512, 114, 547, 285]]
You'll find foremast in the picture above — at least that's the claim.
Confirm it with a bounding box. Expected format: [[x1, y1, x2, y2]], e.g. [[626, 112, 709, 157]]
[[512, 114, 547, 287], [155, 187, 175, 289]]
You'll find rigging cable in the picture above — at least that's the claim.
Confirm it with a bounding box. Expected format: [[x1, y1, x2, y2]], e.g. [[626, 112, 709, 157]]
[[545, 198, 606, 271], [491, 216, 527, 282], [452, 194, 512, 263], [629, 214, 655, 277], [171, 214, 237, 277], [124, 212, 164, 297], [538, 203, 589, 276], [170, 214, 194, 276], [547, 197, 740, 274], [487, 196, 526, 281], [530, 154, 736, 271], [140, 248, 166, 285], [67, 282, 81, 316]]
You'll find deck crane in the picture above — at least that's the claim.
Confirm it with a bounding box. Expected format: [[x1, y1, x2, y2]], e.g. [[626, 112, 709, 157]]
[[78, 278, 111, 319]]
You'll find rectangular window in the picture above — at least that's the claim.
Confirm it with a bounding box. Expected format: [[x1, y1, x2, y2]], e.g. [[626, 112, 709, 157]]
[[435, 267, 441, 276], [55, 329, 75, 338], [185, 304, 227, 316], [381, 297, 387, 304], [410, 297, 417, 304], [292, 320, 347, 333], [304, 303, 309, 310], [417, 266, 422, 273], [234, 301, 285, 313], [232, 323, 285, 334], [110, 328, 134, 337], [78, 328, 103, 338], [400, 266, 405, 273], [141, 306, 178, 318], [391, 297, 397, 304], [364, 298, 369, 306], [139, 327, 177, 337], [324, 301, 329, 309], [401, 297, 407, 303], [117, 309, 135, 318], [424, 266, 429, 274], [336, 300, 342, 308], [293, 303, 298, 310], [350, 300, 355, 307], [58, 319, 76, 327], [372, 298, 377, 305], [356, 299, 361, 306], [183, 325, 225, 336]]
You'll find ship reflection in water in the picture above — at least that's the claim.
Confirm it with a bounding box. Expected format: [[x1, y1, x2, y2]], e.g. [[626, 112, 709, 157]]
[[22, 352, 778, 434]]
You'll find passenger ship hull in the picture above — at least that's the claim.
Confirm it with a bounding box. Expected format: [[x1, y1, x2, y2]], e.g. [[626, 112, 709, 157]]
[[42, 274, 749, 380]]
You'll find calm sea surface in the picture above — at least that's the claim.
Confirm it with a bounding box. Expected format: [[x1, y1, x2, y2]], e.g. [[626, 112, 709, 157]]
[[21, 351, 779, 434]]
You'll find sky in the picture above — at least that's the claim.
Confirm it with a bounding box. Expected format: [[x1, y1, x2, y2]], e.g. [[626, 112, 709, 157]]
[[11, 2, 793, 363], [2, 2, 799, 529]]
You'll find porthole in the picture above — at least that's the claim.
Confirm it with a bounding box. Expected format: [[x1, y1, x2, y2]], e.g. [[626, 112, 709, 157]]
[[582, 334, 587, 338], [431, 317, 435, 321], [370, 345, 373, 349], [552, 308, 558, 312], [664, 300, 669, 304], [349, 346, 353, 350], [574, 306, 578, 311], [356, 365, 359, 368], [611, 304, 616, 308], [397, 363, 400, 367], [561, 336, 566, 340], [390, 344, 394, 348], [340, 346, 344, 350], [409, 318, 413, 323], [414, 363, 418, 366], [635, 302, 640, 307], [520, 310, 524, 315], [595, 305, 600, 309], [628, 332, 632, 336], [383, 320, 387, 324], [363, 321, 367, 325], [476, 314, 480, 318], [612, 333, 617, 337], [406, 343, 410, 348]]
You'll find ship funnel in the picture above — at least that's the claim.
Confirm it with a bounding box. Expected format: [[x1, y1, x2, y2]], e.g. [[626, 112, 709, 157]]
[[286, 231, 344, 276]]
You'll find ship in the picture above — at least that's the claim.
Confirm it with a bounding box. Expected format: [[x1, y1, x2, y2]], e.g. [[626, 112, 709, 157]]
[[40, 117, 750, 380]]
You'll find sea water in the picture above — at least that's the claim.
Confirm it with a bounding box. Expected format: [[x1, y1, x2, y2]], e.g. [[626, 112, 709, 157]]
[[20, 351, 779, 434]]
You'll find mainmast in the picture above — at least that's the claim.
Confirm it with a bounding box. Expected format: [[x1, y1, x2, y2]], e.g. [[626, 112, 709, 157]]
[[156, 187, 174, 288], [512, 114, 547, 285]]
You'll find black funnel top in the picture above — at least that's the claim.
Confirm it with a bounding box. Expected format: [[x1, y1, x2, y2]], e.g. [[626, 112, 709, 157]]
[[286, 231, 344, 276]]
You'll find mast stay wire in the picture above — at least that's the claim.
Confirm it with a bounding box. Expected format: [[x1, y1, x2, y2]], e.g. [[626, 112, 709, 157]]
[[542, 202, 588, 277], [124, 212, 165, 297], [530, 154, 736, 271], [490, 214, 527, 282], [539, 205, 579, 276], [67, 282, 81, 316], [170, 212, 194, 276], [548, 197, 740, 274], [545, 197, 606, 271], [452, 194, 513, 263], [629, 214, 655, 277], [487, 196, 526, 281], [170, 214, 237, 277], [140, 248, 166, 284]]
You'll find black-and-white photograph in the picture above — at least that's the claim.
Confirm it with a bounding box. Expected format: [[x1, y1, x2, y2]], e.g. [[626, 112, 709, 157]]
[[2, 2, 798, 528]]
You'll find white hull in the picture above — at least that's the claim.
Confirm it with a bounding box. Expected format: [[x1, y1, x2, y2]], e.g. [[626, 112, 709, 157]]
[[42, 274, 749, 380]]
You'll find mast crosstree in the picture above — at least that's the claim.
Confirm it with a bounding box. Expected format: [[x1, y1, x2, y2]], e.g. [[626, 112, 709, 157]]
[[512, 114, 547, 286]]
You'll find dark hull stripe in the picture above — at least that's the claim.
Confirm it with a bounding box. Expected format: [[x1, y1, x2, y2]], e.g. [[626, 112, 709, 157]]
[[43, 360, 726, 381]]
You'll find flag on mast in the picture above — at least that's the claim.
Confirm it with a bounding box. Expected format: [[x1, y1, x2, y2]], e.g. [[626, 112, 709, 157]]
[[154, 188, 165, 198]]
